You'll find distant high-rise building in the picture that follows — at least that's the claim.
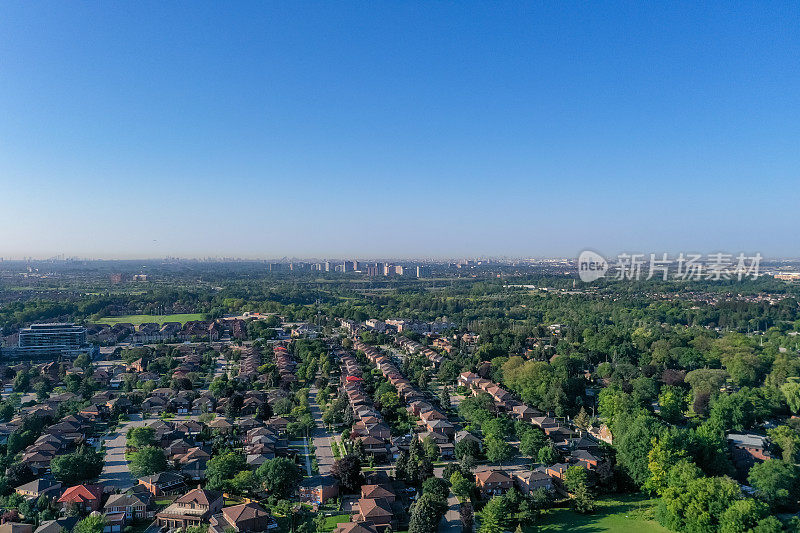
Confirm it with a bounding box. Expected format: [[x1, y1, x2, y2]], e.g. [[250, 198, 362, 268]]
[[416, 266, 430, 278], [324, 261, 331, 272]]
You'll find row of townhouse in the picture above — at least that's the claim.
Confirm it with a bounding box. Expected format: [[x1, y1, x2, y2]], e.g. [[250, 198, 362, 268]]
[[393, 336, 443, 367], [354, 339, 457, 458], [88, 320, 227, 345], [458, 370, 607, 493], [237, 346, 261, 381], [274, 345, 297, 387], [340, 352, 392, 460]]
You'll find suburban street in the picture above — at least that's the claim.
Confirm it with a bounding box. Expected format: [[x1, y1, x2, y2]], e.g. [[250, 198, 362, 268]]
[[97, 346, 228, 492], [99, 413, 144, 490], [309, 386, 335, 475], [435, 465, 462, 533]]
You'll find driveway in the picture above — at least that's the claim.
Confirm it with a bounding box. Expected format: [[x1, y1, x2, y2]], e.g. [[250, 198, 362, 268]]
[[99, 413, 144, 490]]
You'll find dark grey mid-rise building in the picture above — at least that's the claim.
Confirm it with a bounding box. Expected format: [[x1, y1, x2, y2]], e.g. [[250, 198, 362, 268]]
[[8, 323, 91, 359]]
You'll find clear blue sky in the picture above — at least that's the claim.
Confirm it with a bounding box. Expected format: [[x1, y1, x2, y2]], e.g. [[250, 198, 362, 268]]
[[1, 2, 798, 259]]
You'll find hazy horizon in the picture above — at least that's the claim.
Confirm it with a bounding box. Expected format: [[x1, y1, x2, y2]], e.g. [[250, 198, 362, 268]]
[[2, 3, 798, 258]]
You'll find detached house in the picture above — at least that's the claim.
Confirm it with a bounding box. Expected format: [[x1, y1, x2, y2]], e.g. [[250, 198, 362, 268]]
[[475, 469, 513, 497], [104, 492, 153, 520], [156, 488, 224, 530], [209, 502, 277, 533], [58, 484, 104, 512]]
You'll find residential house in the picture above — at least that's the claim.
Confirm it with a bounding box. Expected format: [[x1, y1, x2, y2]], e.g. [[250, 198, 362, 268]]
[[209, 503, 277, 533], [58, 484, 104, 512], [104, 493, 153, 520], [15, 478, 61, 500], [475, 469, 513, 497], [156, 488, 224, 530], [355, 498, 394, 530], [138, 472, 186, 497], [728, 433, 771, 471], [513, 470, 554, 494], [34, 518, 79, 533], [298, 475, 339, 504]]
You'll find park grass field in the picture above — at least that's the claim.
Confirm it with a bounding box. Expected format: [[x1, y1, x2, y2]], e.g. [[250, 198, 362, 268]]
[[95, 313, 204, 325], [533, 494, 667, 533]]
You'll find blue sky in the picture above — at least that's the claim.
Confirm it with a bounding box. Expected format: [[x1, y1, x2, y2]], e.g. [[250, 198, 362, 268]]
[[1, 2, 798, 259]]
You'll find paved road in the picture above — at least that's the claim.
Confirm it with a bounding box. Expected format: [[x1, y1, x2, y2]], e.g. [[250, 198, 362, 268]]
[[212, 353, 227, 380], [302, 436, 313, 476], [434, 465, 464, 533], [439, 494, 461, 533], [99, 413, 144, 490], [309, 386, 335, 475]]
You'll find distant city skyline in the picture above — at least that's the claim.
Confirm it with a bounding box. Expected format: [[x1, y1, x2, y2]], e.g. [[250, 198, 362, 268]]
[[1, 3, 798, 258]]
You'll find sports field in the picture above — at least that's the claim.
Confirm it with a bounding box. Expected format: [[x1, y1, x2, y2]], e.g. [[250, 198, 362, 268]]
[[95, 313, 204, 325]]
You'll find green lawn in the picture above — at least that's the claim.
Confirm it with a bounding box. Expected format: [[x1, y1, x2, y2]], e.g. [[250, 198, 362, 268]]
[[321, 514, 352, 531], [95, 313, 204, 325], [533, 494, 667, 533]]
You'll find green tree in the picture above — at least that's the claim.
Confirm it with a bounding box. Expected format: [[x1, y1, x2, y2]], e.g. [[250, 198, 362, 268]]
[[409, 493, 446, 533], [422, 435, 440, 462], [656, 461, 741, 533], [646, 430, 687, 495], [519, 429, 547, 459], [782, 380, 800, 414], [206, 451, 246, 493], [658, 385, 688, 424], [126, 427, 156, 448], [232, 470, 256, 495], [422, 477, 450, 501], [485, 435, 513, 464], [768, 425, 800, 462], [256, 457, 303, 499], [51, 447, 103, 484], [719, 498, 769, 533], [439, 387, 451, 410], [571, 483, 595, 514], [537, 445, 558, 466], [129, 446, 167, 477], [450, 471, 474, 501], [748, 459, 800, 511], [478, 494, 509, 533], [573, 407, 590, 429], [616, 414, 663, 487], [563, 465, 589, 494], [455, 438, 481, 463], [74, 515, 106, 533]]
